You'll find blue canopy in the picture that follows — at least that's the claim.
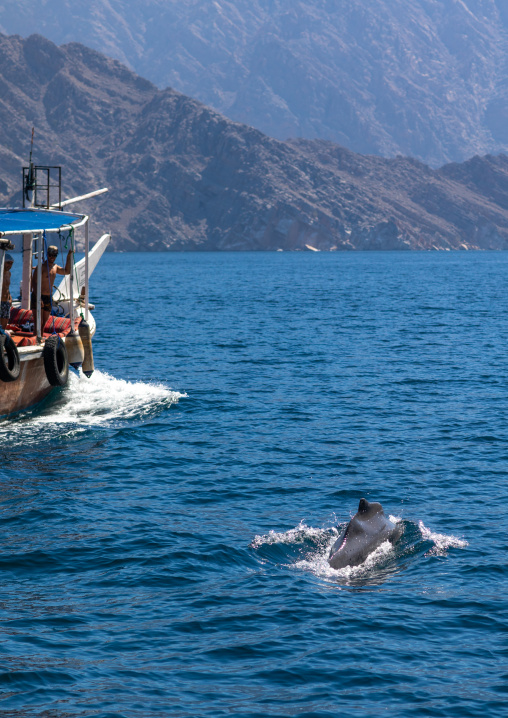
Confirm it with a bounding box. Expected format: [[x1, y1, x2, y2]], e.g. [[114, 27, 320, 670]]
[[0, 209, 85, 234]]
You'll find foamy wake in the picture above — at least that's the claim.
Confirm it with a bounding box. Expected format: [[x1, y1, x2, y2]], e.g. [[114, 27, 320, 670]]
[[418, 520, 468, 555], [14, 370, 185, 429]]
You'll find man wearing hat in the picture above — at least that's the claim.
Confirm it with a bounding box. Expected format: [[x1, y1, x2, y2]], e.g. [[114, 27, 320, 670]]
[[31, 246, 72, 331], [1, 253, 14, 329]]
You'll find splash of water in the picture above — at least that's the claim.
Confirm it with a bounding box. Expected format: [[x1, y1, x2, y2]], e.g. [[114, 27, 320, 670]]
[[252, 515, 468, 582], [418, 520, 468, 555], [0, 370, 185, 441], [250, 521, 328, 549], [294, 537, 396, 581]]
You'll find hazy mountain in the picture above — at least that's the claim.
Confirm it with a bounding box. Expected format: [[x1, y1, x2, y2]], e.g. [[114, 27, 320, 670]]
[[1, 1, 508, 165], [2, 32, 508, 252]]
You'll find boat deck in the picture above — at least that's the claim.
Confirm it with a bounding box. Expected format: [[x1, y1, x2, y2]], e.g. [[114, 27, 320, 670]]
[[6, 308, 82, 347]]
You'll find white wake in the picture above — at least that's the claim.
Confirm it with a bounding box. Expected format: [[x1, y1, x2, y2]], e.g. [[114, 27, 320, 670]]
[[1, 370, 185, 436]]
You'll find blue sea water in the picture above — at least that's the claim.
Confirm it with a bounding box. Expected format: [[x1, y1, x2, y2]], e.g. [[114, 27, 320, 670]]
[[0, 250, 507, 717]]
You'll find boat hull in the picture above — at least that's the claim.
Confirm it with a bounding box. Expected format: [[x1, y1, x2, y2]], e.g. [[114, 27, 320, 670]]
[[0, 354, 55, 417]]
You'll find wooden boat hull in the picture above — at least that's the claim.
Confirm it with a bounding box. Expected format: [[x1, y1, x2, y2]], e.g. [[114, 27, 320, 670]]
[[0, 353, 55, 417], [0, 313, 96, 418]]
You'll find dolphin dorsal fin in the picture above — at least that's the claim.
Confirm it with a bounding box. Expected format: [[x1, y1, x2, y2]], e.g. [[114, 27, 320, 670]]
[[358, 498, 370, 513], [357, 498, 384, 519]]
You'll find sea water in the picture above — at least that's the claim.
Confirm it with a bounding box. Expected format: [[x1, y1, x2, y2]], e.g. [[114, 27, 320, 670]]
[[0, 251, 506, 717]]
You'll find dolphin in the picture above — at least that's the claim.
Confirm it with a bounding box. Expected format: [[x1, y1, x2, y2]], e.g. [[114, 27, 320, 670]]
[[328, 498, 402, 570]]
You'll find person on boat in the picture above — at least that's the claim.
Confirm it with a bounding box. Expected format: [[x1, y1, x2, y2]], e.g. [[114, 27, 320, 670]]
[[1, 253, 14, 329], [31, 245, 72, 331]]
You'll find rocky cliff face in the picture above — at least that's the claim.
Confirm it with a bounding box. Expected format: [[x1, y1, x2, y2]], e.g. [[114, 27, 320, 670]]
[[2, 1, 508, 165], [2, 32, 508, 252]]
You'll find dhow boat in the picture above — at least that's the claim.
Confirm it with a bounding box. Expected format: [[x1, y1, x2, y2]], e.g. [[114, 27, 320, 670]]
[[0, 157, 109, 417]]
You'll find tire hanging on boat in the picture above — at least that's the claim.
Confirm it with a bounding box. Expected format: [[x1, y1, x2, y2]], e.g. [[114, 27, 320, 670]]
[[43, 335, 69, 387], [0, 333, 20, 382]]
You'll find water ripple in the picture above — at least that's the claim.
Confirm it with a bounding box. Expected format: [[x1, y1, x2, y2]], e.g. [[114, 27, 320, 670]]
[[0, 252, 506, 717]]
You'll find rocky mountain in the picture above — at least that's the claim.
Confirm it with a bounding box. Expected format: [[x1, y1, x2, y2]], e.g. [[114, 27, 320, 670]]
[[2, 1, 508, 165], [2, 32, 508, 252]]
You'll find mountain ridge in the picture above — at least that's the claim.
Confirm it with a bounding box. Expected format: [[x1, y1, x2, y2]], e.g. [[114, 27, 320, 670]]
[[2, 1, 508, 165], [2, 32, 508, 251]]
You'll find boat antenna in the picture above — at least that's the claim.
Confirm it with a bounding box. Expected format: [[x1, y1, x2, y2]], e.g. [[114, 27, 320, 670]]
[[24, 126, 35, 205], [29, 126, 34, 165]]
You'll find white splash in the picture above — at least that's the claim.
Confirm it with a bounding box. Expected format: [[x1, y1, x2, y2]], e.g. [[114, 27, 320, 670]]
[[2, 370, 185, 435], [251, 521, 328, 548], [252, 520, 398, 580], [294, 538, 395, 580], [253, 515, 467, 582], [51, 370, 184, 424], [418, 520, 468, 555], [253, 517, 407, 582]]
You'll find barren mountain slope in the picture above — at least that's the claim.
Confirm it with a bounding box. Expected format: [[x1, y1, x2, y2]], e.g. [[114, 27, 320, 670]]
[[2, 33, 508, 251], [2, 1, 508, 164]]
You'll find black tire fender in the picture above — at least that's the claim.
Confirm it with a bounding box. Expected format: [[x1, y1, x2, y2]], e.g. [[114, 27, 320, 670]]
[[0, 333, 20, 382], [43, 335, 69, 387]]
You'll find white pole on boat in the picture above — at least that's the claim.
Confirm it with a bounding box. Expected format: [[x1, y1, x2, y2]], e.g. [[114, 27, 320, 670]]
[[0, 246, 5, 318], [21, 233, 32, 310], [69, 231, 74, 332], [36, 233, 42, 341], [51, 188, 108, 209], [0, 237, 16, 325], [84, 220, 89, 322]]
